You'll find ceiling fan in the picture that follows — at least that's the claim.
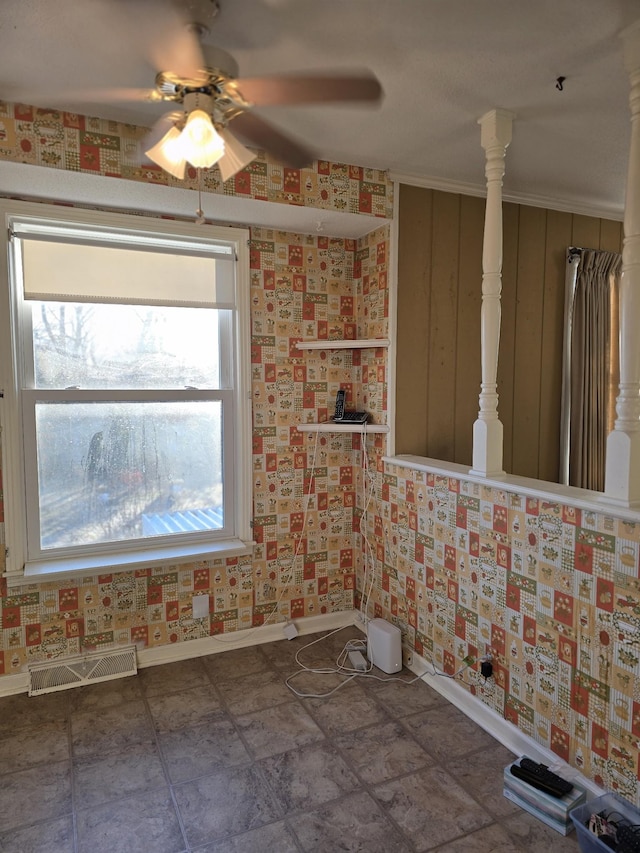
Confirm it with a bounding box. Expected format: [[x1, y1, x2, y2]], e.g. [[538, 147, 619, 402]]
[[69, 0, 383, 182]]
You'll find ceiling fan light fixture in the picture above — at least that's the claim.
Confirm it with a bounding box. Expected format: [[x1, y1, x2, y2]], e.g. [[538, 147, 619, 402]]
[[144, 125, 187, 179], [217, 128, 257, 182], [180, 108, 225, 168]]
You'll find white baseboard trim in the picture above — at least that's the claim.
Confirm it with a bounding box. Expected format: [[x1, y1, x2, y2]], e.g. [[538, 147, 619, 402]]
[[136, 610, 355, 669], [404, 645, 606, 801], [0, 610, 356, 697], [0, 672, 29, 697]]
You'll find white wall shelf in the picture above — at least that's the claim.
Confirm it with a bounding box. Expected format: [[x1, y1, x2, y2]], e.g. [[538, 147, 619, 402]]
[[298, 422, 389, 434], [295, 338, 390, 351], [296, 339, 389, 435]]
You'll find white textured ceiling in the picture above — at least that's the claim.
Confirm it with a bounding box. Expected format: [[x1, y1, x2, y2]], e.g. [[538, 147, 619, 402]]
[[0, 0, 638, 218]]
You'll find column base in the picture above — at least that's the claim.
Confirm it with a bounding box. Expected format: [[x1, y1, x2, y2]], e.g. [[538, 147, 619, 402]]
[[605, 429, 640, 505], [470, 417, 505, 478]]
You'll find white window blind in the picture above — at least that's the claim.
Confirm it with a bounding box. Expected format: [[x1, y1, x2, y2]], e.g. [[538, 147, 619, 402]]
[[15, 223, 236, 308]]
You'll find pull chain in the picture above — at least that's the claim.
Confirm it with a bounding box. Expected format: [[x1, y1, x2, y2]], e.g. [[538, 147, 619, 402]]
[[196, 168, 205, 224]]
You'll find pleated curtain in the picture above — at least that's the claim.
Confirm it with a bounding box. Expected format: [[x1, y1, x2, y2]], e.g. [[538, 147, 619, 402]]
[[569, 249, 622, 490]]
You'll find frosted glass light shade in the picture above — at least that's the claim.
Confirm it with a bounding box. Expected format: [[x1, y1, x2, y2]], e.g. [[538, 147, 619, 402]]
[[218, 129, 257, 182], [144, 126, 187, 179], [180, 109, 225, 168]]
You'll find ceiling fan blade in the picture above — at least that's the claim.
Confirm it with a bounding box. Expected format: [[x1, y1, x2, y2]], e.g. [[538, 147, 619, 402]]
[[226, 72, 382, 107], [230, 112, 314, 169], [119, 0, 207, 82], [52, 88, 160, 104], [0, 84, 162, 113]]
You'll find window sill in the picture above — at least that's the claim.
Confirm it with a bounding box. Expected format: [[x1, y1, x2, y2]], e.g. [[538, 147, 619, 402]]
[[6, 539, 255, 588]]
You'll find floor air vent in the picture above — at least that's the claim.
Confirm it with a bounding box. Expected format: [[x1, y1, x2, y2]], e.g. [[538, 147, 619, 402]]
[[28, 645, 137, 696]]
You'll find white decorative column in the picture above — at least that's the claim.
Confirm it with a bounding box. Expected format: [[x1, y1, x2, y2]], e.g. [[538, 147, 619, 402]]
[[471, 108, 514, 478], [605, 20, 640, 505]]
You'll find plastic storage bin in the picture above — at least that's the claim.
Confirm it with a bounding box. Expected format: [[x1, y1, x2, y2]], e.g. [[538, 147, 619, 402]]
[[570, 792, 640, 852]]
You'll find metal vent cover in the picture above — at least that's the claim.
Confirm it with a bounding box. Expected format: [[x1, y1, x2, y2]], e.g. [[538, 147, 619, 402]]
[[28, 645, 137, 696]]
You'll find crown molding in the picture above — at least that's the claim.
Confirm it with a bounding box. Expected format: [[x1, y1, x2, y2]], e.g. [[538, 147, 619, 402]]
[[389, 170, 624, 222]]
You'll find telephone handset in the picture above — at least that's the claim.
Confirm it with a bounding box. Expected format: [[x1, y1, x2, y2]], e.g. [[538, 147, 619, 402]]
[[333, 389, 368, 424]]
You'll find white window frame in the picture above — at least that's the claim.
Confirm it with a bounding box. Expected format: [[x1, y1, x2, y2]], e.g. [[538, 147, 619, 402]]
[[0, 200, 253, 585]]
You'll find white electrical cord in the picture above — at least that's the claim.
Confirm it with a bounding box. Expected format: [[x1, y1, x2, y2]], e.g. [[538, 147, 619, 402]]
[[357, 424, 379, 621], [355, 424, 405, 627], [284, 625, 441, 699]]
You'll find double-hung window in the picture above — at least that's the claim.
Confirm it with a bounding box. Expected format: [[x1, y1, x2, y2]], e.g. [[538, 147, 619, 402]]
[[0, 201, 252, 582]]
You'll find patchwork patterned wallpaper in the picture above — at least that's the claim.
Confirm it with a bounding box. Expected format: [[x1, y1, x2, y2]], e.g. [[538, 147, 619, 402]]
[[0, 204, 390, 681], [0, 102, 392, 218], [364, 463, 640, 805], [0, 99, 391, 680], [248, 223, 389, 626]]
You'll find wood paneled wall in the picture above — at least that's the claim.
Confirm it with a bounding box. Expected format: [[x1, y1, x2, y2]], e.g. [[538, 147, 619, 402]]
[[396, 184, 623, 482]]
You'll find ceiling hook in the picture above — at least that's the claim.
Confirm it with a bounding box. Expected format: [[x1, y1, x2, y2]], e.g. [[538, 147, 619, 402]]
[[556, 76, 566, 92]]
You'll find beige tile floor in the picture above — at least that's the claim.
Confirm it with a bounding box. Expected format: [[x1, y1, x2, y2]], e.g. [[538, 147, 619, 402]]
[[0, 628, 581, 852]]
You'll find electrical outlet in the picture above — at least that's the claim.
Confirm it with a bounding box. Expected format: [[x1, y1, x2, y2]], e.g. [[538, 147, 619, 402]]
[[192, 594, 210, 619], [480, 659, 493, 679], [404, 649, 413, 667]]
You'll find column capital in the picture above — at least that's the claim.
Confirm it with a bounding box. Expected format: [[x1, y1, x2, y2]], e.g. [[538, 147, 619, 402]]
[[477, 109, 515, 152]]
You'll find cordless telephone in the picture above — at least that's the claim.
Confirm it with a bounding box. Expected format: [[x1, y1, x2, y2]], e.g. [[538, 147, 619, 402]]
[[332, 389, 368, 424]]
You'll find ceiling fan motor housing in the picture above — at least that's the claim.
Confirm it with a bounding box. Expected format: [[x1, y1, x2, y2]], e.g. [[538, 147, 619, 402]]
[[155, 45, 239, 103], [183, 90, 215, 116]]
